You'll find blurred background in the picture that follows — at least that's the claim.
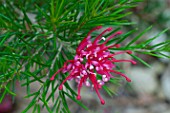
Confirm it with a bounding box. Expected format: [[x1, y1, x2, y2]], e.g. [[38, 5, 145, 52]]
[[0, 0, 170, 113], [83, 0, 170, 113]]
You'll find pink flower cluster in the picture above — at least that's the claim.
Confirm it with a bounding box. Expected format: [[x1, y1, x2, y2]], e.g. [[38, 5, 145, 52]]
[[50, 26, 136, 105]]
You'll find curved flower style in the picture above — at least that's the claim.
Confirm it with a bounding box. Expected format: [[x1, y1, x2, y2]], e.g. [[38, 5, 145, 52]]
[[50, 26, 136, 105]]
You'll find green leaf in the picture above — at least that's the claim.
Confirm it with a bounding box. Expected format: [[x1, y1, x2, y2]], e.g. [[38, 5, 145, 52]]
[[37, 104, 41, 113], [56, 100, 61, 113], [116, 29, 137, 44], [135, 28, 169, 49], [60, 91, 71, 113], [32, 104, 37, 113], [51, 96, 60, 111], [0, 90, 7, 103], [25, 92, 39, 98], [22, 94, 38, 113], [21, 71, 44, 86], [40, 97, 53, 113], [103, 85, 116, 97], [130, 54, 151, 68], [127, 26, 152, 47], [137, 51, 163, 57], [63, 91, 89, 110], [46, 84, 59, 105], [4, 86, 16, 96]]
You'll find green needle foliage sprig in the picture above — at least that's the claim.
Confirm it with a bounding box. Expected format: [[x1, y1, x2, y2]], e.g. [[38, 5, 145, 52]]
[[0, 0, 169, 113]]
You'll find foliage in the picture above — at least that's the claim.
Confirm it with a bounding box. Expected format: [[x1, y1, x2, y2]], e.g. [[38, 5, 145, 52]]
[[0, 0, 169, 113]]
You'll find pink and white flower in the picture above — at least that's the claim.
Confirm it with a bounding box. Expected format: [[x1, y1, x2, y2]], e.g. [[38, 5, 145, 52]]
[[50, 26, 136, 105]]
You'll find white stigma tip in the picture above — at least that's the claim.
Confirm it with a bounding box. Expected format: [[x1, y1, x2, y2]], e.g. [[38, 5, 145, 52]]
[[103, 78, 108, 82], [86, 54, 90, 59], [98, 57, 102, 61], [99, 81, 104, 86], [89, 65, 94, 70], [85, 81, 90, 87], [75, 61, 80, 66], [102, 75, 106, 78], [87, 44, 92, 48], [96, 46, 100, 50], [94, 53, 97, 57], [97, 80, 101, 83], [103, 55, 107, 57], [82, 70, 87, 75], [96, 67, 99, 71], [102, 37, 106, 41], [80, 58, 83, 62], [76, 76, 81, 79]]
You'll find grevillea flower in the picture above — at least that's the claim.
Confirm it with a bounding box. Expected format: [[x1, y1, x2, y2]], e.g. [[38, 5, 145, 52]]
[[50, 26, 136, 105]]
